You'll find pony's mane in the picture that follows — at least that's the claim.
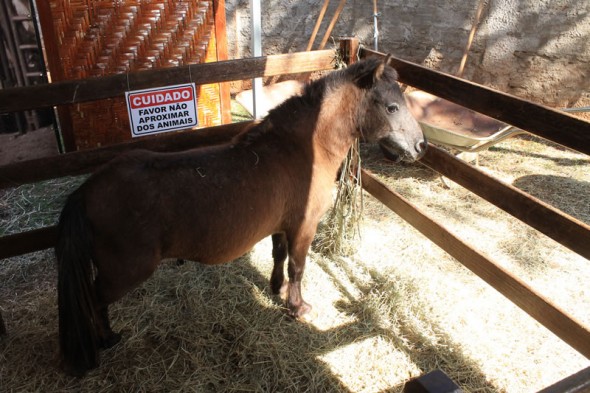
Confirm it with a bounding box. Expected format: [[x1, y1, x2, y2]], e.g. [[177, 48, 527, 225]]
[[231, 75, 332, 147], [232, 59, 396, 147]]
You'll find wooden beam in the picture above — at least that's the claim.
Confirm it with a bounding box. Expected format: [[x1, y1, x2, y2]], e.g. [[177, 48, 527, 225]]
[[33, 0, 64, 82], [212, 0, 232, 124], [361, 48, 590, 156], [0, 121, 251, 189], [0, 50, 336, 113], [537, 366, 590, 393], [33, 0, 76, 150], [420, 145, 590, 260], [0, 226, 57, 260], [361, 169, 590, 359]]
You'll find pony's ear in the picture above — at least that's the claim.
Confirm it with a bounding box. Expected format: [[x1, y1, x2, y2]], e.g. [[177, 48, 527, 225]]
[[353, 55, 392, 89], [376, 54, 392, 79]]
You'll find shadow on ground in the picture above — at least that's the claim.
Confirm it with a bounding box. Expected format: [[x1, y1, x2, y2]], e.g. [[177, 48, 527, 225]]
[[0, 245, 498, 392]]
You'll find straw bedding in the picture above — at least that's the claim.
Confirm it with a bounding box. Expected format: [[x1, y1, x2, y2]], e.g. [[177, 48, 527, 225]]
[[1, 133, 589, 392]]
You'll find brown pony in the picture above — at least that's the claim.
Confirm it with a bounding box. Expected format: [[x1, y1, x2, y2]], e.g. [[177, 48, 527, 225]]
[[56, 57, 426, 376]]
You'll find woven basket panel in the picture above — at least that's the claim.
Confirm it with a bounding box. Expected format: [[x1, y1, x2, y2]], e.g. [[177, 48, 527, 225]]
[[47, 0, 222, 150]]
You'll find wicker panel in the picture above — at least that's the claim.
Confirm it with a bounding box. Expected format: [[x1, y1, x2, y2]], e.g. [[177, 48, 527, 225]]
[[45, 0, 223, 150]]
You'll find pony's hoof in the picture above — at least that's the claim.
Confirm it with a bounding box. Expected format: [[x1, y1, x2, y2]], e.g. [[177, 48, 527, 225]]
[[289, 302, 313, 320], [99, 332, 122, 349], [270, 278, 283, 295], [271, 279, 289, 298], [62, 359, 97, 378]]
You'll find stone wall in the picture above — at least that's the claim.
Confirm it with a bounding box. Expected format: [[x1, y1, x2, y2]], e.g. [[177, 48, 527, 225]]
[[225, 0, 590, 108]]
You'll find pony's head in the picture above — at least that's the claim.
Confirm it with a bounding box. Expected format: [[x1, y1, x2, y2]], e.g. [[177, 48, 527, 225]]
[[349, 57, 427, 162]]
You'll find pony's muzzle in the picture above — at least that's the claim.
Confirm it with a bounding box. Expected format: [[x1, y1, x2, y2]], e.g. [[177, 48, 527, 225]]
[[379, 136, 427, 163], [414, 139, 428, 160]]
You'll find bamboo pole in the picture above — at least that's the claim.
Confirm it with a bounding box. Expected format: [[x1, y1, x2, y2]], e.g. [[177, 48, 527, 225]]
[[306, 0, 331, 51], [317, 0, 346, 50], [457, 0, 486, 78]]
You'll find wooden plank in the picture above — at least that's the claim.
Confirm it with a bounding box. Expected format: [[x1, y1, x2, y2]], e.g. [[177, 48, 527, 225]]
[[419, 145, 590, 260], [361, 48, 590, 156], [537, 366, 590, 393], [33, 0, 75, 150], [361, 169, 590, 359], [0, 121, 251, 189], [212, 0, 232, 124], [33, 0, 64, 81], [0, 226, 57, 260], [0, 50, 336, 113]]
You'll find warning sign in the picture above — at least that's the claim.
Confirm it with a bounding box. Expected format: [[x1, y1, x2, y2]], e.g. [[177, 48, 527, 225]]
[[125, 83, 198, 137]]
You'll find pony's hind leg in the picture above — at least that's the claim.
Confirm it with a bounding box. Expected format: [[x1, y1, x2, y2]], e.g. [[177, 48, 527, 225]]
[[270, 233, 288, 295], [92, 246, 161, 348], [96, 308, 121, 349], [93, 281, 122, 350]]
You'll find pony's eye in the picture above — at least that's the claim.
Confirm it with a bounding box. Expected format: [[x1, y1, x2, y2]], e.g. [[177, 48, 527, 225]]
[[386, 103, 399, 114]]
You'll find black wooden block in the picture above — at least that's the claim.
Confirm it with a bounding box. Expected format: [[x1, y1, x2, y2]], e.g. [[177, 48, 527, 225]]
[[403, 369, 462, 393]]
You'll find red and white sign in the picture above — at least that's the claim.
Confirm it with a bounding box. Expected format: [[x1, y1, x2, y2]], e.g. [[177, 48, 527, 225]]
[[125, 83, 198, 137]]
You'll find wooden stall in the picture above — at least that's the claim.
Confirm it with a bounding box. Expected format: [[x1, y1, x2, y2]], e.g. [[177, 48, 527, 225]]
[[0, 38, 589, 390], [35, 0, 230, 151]]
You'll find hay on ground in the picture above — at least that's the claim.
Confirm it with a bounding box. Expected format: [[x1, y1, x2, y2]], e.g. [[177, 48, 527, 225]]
[[1, 133, 589, 392]]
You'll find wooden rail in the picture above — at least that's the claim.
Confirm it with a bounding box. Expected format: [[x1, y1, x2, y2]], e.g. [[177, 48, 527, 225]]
[[538, 366, 590, 393], [420, 145, 590, 260], [361, 169, 590, 359], [362, 48, 590, 157], [0, 49, 336, 112], [0, 121, 250, 189], [0, 227, 57, 260]]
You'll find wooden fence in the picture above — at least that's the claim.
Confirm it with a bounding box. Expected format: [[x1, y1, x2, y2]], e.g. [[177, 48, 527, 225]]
[[0, 39, 589, 390]]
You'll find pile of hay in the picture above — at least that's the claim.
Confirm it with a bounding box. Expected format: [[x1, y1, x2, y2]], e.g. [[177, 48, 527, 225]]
[[314, 139, 364, 257], [1, 132, 589, 391]]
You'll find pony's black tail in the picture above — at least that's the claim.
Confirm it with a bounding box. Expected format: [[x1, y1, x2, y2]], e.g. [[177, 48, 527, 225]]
[[55, 189, 98, 376]]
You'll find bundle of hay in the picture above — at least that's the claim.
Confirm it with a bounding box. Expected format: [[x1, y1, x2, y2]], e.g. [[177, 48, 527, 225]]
[[314, 139, 363, 257]]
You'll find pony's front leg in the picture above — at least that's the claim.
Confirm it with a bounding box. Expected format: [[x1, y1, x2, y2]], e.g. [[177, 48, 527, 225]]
[[286, 232, 314, 318], [270, 233, 288, 295]]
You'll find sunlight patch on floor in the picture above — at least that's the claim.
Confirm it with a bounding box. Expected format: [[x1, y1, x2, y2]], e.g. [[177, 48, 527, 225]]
[[318, 336, 420, 393]]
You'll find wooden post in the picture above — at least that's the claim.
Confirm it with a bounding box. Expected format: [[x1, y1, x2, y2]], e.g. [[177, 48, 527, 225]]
[[33, 0, 75, 151], [339, 37, 360, 65], [213, 0, 232, 124]]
